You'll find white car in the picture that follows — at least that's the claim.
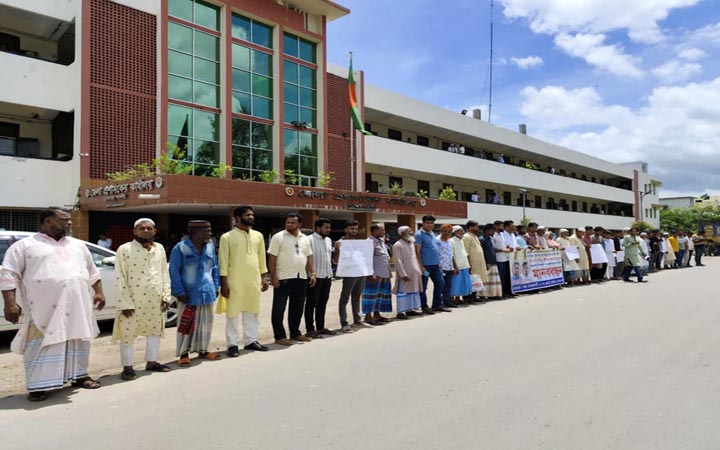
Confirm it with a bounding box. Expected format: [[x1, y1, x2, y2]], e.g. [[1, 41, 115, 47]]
[[0, 231, 178, 332]]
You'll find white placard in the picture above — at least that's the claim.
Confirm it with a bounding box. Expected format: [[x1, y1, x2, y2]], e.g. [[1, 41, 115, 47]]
[[564, 245, 580, 260], [335, 239, 374, 278], [616, 251, 625, 262], [590, 244, 609, 263]]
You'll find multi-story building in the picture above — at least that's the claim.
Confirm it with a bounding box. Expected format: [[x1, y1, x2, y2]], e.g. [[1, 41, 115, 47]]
[[0, 0, 660, 247]]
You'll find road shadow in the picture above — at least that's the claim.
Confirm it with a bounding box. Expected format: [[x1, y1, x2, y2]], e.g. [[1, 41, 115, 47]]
[[0, 388, 76, 411]]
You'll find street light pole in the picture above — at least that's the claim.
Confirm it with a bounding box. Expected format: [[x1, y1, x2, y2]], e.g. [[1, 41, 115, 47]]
[[519, 188, 528, 222]]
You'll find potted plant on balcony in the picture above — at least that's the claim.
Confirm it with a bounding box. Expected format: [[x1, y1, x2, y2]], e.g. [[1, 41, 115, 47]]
[[388, 182, 404, 196]]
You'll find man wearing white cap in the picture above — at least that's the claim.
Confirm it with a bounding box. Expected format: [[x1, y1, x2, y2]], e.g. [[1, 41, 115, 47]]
[[393, 226, 423, 319], [113, 218, 172, 380]]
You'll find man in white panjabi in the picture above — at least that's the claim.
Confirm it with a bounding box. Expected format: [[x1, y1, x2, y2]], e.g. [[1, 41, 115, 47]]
[[1, 209, 105, 401], [112, 218, 172, 381]]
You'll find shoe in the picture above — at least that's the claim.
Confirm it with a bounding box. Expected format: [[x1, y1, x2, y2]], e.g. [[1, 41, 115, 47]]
[[638, 279, 648, 283], [292, 335, 312, 342], [445, 303, 458, 308], [396, 313, 409, 320], [341, 325, 355, 333], [227, 345, 240, 357], [306, 331, 320, 339], [244, 341, 269, 352], [622, 279, 634, 283], [319, 328, 337, 336], [406, 310, 422, 316], [433, 307, 452, 313], [275, 338, 295, 346], [422, 308, 435, 315], [199, 351, 222, 360]]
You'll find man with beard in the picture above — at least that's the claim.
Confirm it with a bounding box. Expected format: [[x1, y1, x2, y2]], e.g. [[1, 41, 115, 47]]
[[362, 223, 393, 324], [392, 226, 423, 319], [113, 218, 172, 381], [462, 220, 487, 303], [336, 220, 366, 331], [219, 206, 269, 356], [304, 218, 335, 338], [170, 220, 222, 366], [1, 208, 105, 401]]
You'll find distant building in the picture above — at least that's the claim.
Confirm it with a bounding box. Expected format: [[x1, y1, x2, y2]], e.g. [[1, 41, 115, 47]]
[[660, 196, 697, 210]]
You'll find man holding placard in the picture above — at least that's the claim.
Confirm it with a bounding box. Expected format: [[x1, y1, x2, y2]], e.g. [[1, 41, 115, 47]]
[[335, 221, 366, 332], [590, 227, 608, 282]]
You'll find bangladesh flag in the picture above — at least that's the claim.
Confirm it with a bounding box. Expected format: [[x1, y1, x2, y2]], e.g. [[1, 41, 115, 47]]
[[348, 55, 372, 135]]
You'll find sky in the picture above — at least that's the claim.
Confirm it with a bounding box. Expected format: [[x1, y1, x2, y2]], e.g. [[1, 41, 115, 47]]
[[326, 0, 720, 198]]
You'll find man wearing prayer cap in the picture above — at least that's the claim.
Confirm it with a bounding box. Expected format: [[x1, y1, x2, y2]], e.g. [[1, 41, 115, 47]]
[[170, 220, 221, 366], [392, 226, 423, 319], [113, 217, 172, 380]]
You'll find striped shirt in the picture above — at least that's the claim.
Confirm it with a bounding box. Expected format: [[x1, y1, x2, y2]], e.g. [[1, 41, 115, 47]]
[[310, 232, 333, 279]]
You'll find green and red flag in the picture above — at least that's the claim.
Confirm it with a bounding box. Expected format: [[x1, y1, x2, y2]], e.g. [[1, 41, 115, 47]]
[[348, 54, 372, 135]]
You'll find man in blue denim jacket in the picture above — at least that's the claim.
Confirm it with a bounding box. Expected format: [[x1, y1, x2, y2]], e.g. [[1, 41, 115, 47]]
[[169, 220, 221, 366]]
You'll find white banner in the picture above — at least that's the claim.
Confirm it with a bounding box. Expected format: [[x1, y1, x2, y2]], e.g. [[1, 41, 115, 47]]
[[564, 245, 580, 260], [335, 239, 374, 278], [511, 249, 564, 293], [590, 244, 609, 264]]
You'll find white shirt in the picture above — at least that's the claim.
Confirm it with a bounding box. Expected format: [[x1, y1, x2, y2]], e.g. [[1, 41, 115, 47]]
[[470, 194, 479, 203], [97, 238, 112, 249], [267, 231, 312, 280], [492, 232, 509, 262], [0, 234, 101, 354], [309, 232, 333, 279]]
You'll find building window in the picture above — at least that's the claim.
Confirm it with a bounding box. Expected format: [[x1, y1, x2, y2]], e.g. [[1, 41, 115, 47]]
[[283, 60, 316, 128], [388, 128, 402, 141], [0, 122, 19, 155], [418, 179, 430, 194], [231, 118, 273, 180], [168, 104, 220, 176], [417, 135, 429, 147], [232, 43, 273, 119], [582, 202, 588, 212], [389, 176, 403, 188], [231, 14, 273, 48], [284, 129, 317, 186], [283, 33, 315, 63], [168, 22, 220, 108], [169, 0, 220, 31]]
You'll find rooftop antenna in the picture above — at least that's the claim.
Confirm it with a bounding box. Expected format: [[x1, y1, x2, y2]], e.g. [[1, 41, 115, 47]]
[[488, 0, 494, 124]]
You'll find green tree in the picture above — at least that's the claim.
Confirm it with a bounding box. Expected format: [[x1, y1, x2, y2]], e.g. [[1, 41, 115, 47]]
[[658, 206, 720, 232], [630, 221, 654, 233]]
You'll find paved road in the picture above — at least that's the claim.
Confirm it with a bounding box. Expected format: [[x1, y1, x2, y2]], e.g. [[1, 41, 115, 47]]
[[1, 260, 719, 450]]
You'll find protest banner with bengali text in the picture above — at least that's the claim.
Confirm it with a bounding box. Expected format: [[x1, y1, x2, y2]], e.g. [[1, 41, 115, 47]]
[[511, 249, 565, 293]]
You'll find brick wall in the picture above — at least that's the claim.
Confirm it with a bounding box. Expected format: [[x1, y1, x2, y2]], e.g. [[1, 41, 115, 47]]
[[89, 0, 157, 179], [326, 73, 353, 191]]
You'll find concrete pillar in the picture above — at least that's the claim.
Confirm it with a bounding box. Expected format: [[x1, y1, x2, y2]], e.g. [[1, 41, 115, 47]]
[[300, 209, 319, 230], [397, 214, 416, 230], [354, 212, 373, 238], [155, 213, 170, 239], [71, 209, 90, 242]]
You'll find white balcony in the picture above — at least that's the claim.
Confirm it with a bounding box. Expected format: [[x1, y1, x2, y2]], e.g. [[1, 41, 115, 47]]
[[0, 51, 78, 112], [0, 156, 78, 208], [440, 202, 636, 230], [364, 135, 636, 205]]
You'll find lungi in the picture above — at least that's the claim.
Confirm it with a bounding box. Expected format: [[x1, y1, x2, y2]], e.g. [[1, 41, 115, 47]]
[[176, 302, 215, 356], [396, 289, 421, 313], [361, 277, 393, 314], [450, 268, 472, 296], [24, 324, 90, 392], [484, 265, 503, 298]]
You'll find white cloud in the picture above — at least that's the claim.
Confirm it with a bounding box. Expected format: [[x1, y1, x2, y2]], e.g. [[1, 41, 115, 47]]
[[677, 47, 707, 61], [652, 60, 702, 83], [518, 78, 720, 195], [689, 21, 720, 45], [511, 55, 544, 69], [554, 33, 645, 78], [500, 0, 700, 44]]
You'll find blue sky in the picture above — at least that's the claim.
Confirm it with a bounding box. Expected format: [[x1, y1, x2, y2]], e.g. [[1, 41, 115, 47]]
[[327, 0, 720, 197]]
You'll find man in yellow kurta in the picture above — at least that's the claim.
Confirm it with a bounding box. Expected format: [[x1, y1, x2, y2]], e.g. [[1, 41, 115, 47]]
[[113, 218, 172, 381], [219, 205, 269, 357], [462, 220, 488, 284], [569, 228, 590, 284]]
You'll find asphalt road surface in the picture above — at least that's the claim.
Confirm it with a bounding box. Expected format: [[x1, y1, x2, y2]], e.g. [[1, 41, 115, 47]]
[[1, 260, 719, 450]]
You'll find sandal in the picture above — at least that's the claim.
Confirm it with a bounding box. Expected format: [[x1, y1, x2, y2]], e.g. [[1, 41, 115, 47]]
[[198, 351, 222, 361], [146, 362, 171, 372], [177, 355, 191, 366], [27, 391, 48, 402], [71, 376, 101, 389], [121, 368, 137, 381]]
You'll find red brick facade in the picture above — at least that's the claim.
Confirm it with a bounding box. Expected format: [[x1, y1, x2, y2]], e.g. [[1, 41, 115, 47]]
[[326, 73, 354, 191], [88, 0, 157, 179]]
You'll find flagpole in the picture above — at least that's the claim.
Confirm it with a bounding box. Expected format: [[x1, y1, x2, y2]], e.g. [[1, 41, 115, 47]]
[[349, 50, 355, 191]]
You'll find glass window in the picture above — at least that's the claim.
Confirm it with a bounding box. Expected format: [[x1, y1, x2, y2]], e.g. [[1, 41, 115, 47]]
[[252, 96, 272, 120], [194, 58, 218, 84], [232, 69, 250, 92], [167, 106, 219, 176], [299, 87, 315, 108], [252, 74, 272, 98], [194, 81, 219, 107], [232, 44, 250, 70], [252, 51, 272, 76], [169, 50, 192, 77], [284, 60, 298, 84], [168, 104, 192, 136], [252, 21, 272, 48], [168, 22, 192, 53], [194, 0, 219, 30], [283, 61, 316, 127], [299, 65, 316, 88], [283, 129, 318, 185], [195, 31, 219, 61], [298, 39, 316, 63], [283, 103, 298, 125], [231, 119, 274, 180], [284, 83, 298, 104], [232, 91, 251, 114], [169, 75, 192, 103], [168, 0, 192, 22], [283, 34, 298, 58], [231, 15, 251, 41], [233, 45, 273, 119]]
